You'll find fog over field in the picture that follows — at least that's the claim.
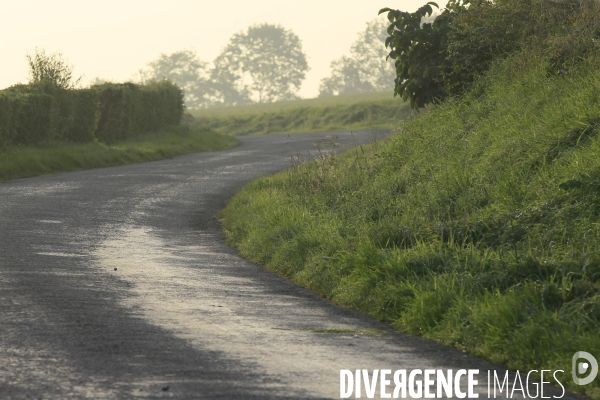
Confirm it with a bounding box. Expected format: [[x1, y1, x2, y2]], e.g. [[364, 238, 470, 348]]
[[1, 0, 447, 98]]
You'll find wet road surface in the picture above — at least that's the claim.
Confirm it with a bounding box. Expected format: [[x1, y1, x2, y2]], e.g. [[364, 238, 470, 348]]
[[0, 132, 581, 399]]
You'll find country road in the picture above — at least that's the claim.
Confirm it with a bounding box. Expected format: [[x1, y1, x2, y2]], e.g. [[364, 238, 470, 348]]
[[0, 131, 580, 399]]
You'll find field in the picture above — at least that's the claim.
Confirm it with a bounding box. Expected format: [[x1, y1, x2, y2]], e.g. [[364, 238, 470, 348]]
[[0, 126, 238, 183], [188, 92, 413, 136], [220, 53, 600, 398], [189, 91, 395, 117]]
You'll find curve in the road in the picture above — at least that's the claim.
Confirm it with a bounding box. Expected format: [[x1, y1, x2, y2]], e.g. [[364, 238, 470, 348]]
[[0, 132, 579, 399]]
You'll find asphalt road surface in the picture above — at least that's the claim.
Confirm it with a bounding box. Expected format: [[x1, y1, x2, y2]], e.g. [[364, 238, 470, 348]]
[[0, 132, 582, 399]]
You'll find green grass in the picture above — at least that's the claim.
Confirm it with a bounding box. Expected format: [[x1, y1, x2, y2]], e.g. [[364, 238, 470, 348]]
[[189, 94, 413, 136], [0, 125, 238, 183], [221, 53, 600, 398], [189, 91, 395, 118]]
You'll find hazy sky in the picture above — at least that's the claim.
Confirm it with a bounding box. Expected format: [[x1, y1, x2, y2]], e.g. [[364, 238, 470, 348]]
[[2, 0, 447, 98]]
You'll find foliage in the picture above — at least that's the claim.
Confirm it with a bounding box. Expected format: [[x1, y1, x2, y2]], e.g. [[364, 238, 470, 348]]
[[62, 89, 99, 142], [211, 23, 309, 104], [221, 51, 600, 399], [0, 81, 99, 145], [8, 52, 86, 146], [26, 48, 81, 89], [93, 80, 184, 143], [319, 57, 374, 97], [0, 86, 55, 146], [137, 24, 310, 108], [39, 84, 100, 143], [379, 1, 453, 109], [319, 18, 396, 97], [381, 0, 600, 109], [144, 50, 211, 108], [441, 0, 600, 92], [1, 56, 183, 148]]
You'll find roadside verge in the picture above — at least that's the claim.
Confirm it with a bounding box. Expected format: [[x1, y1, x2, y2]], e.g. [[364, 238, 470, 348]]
[[220, 55, 600, 398], [0, 126, 238, 183]]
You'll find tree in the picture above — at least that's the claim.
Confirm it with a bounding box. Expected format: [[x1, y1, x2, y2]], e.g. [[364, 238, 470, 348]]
[[380, 0, 600, 110], [319, 57, 373, 97], [27, 48, 81, 89], [144, 50, 210, 108], [211, 23, 309, 104], [319, 18, 396, 97], [379, 2, 449, 109]]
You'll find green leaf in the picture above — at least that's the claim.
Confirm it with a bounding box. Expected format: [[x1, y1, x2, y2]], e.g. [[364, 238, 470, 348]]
[[388, 11, 396, 23], [378, 7, 393, 15]]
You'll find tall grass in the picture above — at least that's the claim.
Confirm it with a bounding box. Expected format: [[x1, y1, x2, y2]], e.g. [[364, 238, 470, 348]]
[[0, 126, 238, 183], [221, 54, 600, 398]]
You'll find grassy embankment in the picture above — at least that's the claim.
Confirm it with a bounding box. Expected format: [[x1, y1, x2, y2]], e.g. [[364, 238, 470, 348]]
[[189, 91, 413, 135], [221, 54, 600, 398], [0, 125, 238, 183]]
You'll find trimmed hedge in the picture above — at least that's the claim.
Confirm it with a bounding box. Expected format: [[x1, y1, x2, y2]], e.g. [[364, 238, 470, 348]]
[[94, 81, 184, 143], [0, 80, 183, 147], [53, 87, 99, 143], [0, 87, 55, 146]]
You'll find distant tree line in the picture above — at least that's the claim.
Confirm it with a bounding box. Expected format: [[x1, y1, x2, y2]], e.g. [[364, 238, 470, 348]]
[[318, 18, 396, 97], [140, 20, 397, 109], [141, 23, 309, 109]]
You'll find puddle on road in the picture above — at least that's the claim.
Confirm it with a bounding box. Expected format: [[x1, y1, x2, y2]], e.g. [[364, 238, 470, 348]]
[[92, 226, 514, 399], [36, 252, 85, 258], [92, 226, 403, 398], [94, 228, 245, 338], [3, 182, 80, 198]]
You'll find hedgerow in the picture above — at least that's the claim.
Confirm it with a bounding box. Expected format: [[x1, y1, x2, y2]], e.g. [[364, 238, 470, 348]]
[[0, 80, 183, 147]]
